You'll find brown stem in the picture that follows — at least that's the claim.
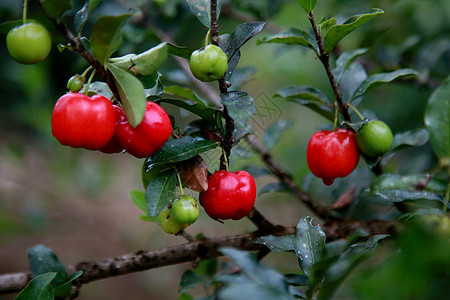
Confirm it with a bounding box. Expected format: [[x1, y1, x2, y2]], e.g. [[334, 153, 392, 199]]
[[209, 0, 233, 170], [307, 11, 351, 123], [36, 1, 121, 102], [0, 219, 396, 295]]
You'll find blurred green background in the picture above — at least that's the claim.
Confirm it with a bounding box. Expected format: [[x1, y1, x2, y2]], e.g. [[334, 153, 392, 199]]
[[0, 0, 448, 299]]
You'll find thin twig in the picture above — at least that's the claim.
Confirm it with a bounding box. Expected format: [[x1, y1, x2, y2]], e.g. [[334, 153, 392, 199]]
[[35, 1, 121, 102], [307, 11, 351, 122]]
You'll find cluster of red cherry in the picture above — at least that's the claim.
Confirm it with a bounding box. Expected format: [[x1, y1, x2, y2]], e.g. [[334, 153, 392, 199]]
[[307, 122, 393, 185], [51, 93, 172, 158]]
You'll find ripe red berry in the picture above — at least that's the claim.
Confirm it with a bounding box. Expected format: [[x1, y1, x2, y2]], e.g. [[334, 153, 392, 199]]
[[306, 128, 359, 186], [51, 93, 116, 150], [99, 105, 125, 154], [200, 170, 256, 220], [116, 101, 172, 158]]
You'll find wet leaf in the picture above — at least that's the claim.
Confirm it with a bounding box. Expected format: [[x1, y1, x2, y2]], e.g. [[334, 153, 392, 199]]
[[146, 136, 219, 165], [253, 235, 295, 252], [293, 217, 326, 275], [145, 169, 177, 217]]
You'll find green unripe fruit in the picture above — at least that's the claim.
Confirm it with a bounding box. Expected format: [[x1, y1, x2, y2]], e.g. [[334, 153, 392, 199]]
[[6, 22, 51, 64], [189, 44, 228, 82], [356, 120, 393, 157], [67, 75, 86, 92], [158, 207, 188, 234], [171, 195, 199, 224]]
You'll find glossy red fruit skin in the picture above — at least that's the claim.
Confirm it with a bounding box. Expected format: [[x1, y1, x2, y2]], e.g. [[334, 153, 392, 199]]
[[116, 101, 172, 158], [306, 128, 359, 186], [51, 93, 116, 150], [200, 170, 256, 220], [99, 105, 125, 154]]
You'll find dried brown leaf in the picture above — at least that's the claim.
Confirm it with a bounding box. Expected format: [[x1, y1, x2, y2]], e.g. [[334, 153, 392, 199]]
[[180, 156, 208, 192]]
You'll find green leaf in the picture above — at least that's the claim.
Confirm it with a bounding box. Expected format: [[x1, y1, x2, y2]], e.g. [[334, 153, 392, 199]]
[[40, 0, 72, 23], [391, 128, 429, 151], [179, 270, 211, 293], [370, 174, 448, 194], [186, 0, 221, 28], [333, 48, 368, 84], [339, 61, 367, 103], [221, 91, 255, 129], [256, 28, 317, 52], [317, 235, 388, 300], [219, 247, 288, 292], [363, 189, 447, 209], [226, 22, 266, 61], [53, 271, 83, 298], [109, 43, 168, 76], [27, 245, 67, 288], [80, 81, 113, 99], [293, 217, 326, 276], [318, 17, 337, 34], [129, 190, 148, 214], [258, 182, 291, 196], [15, 272, 56, 300], [324, 8, 384, 53], [142, 163, 172, 188], [159, 86, 218, 123], [275, 86, 334, 121], [253, 235, 295, 252], [74, 0, 102, 34], [263, 119, 292, 150], [351, 68, 418, 101], [194, 258, 218, 278], [166, 43, 193, 59], [159, 98, 215, 123], [146, 136, 219, 165], [107, 63, 146, 127], [0, 19, 23, 35], [145, 169, 177, 217], [178, 293, 194, 300], [425, 76, 450, 165], [91, 13, 133, 66], [295, 0, 317, 13]]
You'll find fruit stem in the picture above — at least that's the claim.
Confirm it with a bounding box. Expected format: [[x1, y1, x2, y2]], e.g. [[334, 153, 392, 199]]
[[333, 103, 338, 131], [222, 147, 230, 172], [175, 167, 184, 195], [22, 0, 28, 24], [348, 103, 365, 121], [84, 69, 96, 96], [204, 29, 212, 47], [81, 65, 94, 78]]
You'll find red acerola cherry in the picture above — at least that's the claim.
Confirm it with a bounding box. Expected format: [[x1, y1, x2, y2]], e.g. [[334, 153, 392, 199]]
[[306, 128, 359, 186], [51, 93, 116, 150], [116, 101, 172, 158], [99, 105, 125, 154], [199, 170, 256, 220]]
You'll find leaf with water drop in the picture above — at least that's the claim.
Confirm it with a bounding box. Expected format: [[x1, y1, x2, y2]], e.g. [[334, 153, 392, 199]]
[[292, 217, 326, 275]]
